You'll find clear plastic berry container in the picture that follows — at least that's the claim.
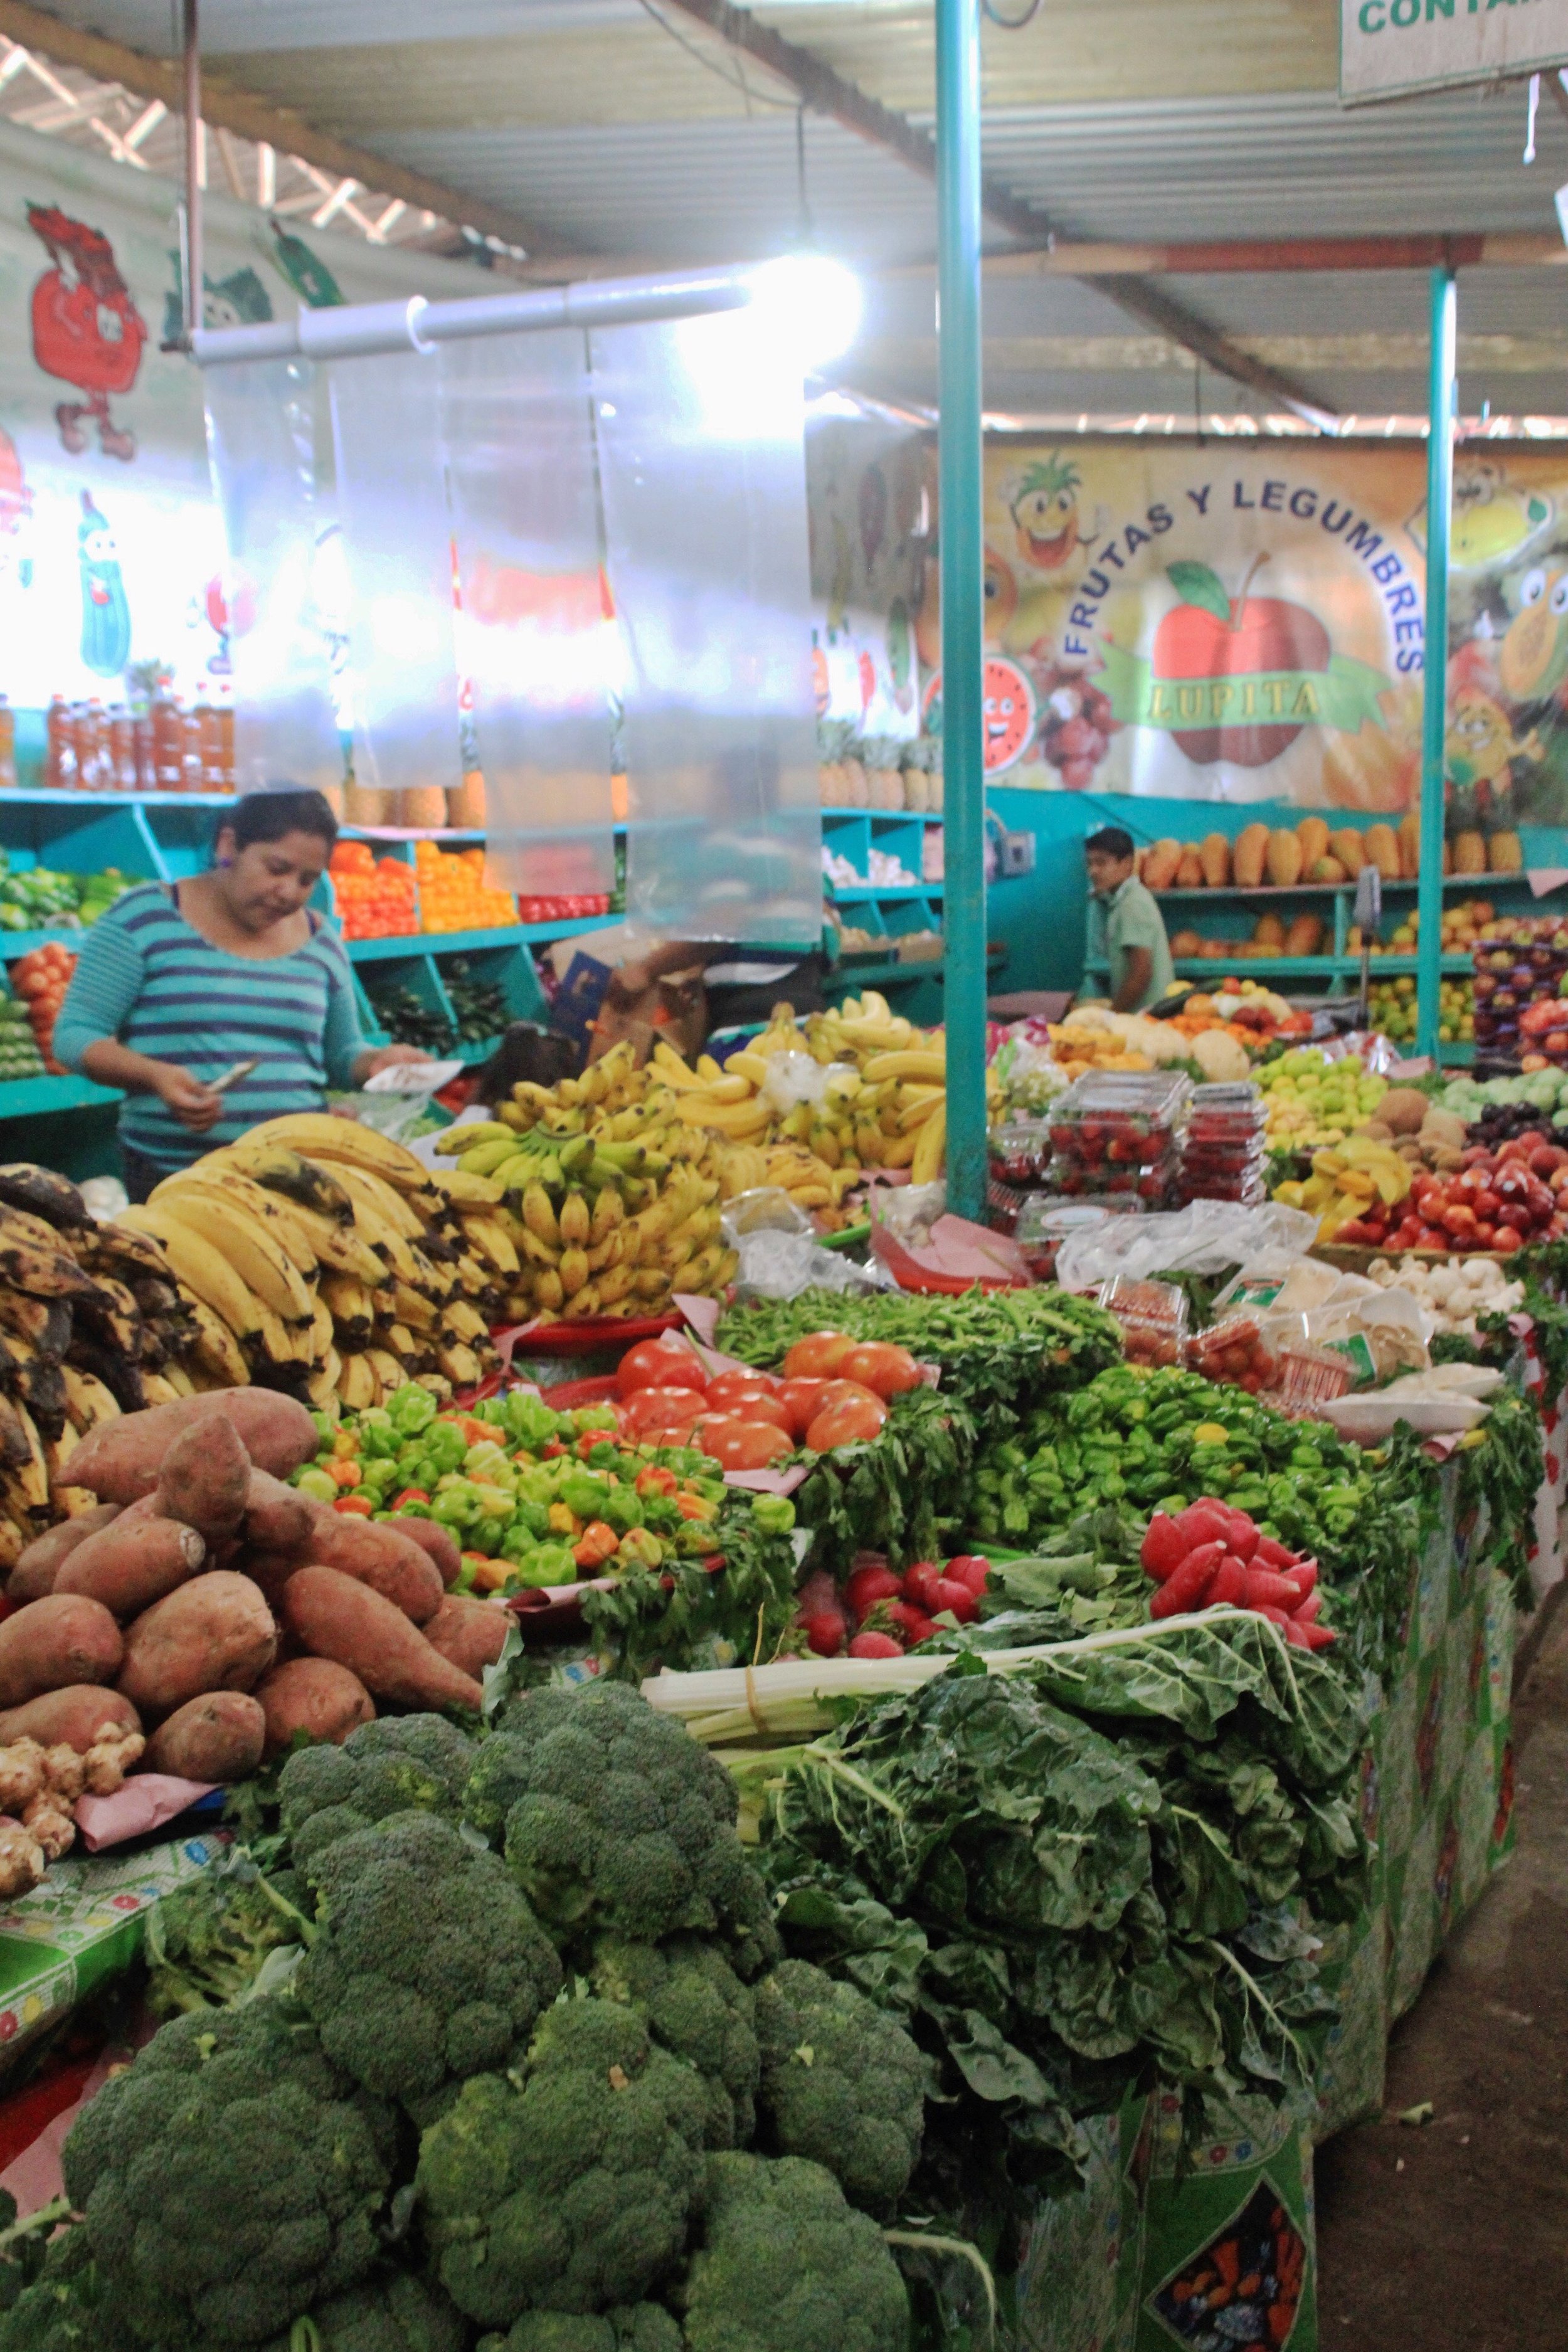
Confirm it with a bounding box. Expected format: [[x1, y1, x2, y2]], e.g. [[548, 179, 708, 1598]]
[[987, 1121, 1052, 1188], [1185, 1083, 1266, 1145], [1185, 1311, 1281, 1391], [1261, 1340, 1355, 1413], [1012, 1198, 1111, 1282], [1046, 1147, 1178, 1204], [1099, 1275, 1189, 1368], [1046, 1070, 1192, 1172]]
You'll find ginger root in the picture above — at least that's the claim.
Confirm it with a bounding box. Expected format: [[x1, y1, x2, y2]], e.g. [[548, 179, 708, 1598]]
[[0, 1821, 45, 1899], [81, 1724, 145, 1796], [22, 1797, 74, 1861], [0, 1740, 47, 1816]]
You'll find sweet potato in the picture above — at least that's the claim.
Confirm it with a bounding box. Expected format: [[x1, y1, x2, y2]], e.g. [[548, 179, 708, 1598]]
[[9, 1504, 122, 1604], [145, 1691, 267, 1783], [0, 1685, 140, 1754], [242, 1468, 315, 1560], [0, 1593, 122, 1707], [282, 1566, 483, 1713], [155, 1412, 250, 1542], [55, 1513, 204, 1620], [117, 1571, 277, 1720], [302, 1507, 444, 1624], [422, 1591, 511, 1680], [255, 1656, 375, 1756], [395, 1516, 462, 1589], [67, 1391, 318, 1504]]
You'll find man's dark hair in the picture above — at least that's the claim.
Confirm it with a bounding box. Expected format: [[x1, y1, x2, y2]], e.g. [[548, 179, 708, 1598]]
[[1085, 826, 1135, 860], [216, 788, 340, 855]]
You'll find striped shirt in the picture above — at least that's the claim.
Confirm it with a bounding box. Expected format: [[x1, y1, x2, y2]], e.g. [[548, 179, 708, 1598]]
[[54, 882, 366, 1170]]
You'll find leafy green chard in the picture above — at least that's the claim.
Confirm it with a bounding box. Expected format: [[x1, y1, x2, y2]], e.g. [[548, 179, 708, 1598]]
[[790, 1387, 977, 1574], [580, 1492, 802, 1682]]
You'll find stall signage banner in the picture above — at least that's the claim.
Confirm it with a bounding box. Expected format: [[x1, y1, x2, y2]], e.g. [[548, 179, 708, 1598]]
[[1340, 0, 1568, 107]]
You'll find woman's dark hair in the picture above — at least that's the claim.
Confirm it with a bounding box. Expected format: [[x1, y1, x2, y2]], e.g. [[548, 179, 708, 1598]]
[[215, 788, 339, 856]]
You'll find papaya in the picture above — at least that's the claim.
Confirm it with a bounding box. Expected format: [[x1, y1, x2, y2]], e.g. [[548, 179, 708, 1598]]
[[1253, 913, 1286, 948], [1170, 930, 1204, 958], [1364, 822, 1401, 881], [1232, 822, 1269, 889], [1198, 832, 1231, 887], [1174, 847, 1205, 887], [1311, 856, 1348, 883], [1330, 827, 1367, 874], [1142, 838, 1183, 891], [1296, 816, 1330, 869], [1264, 829, 1304, 887], [1197, 938, 1229, 960], [1285, 913, 1325, 956], [1488, 830, 1523, 874], [1397, 812, 1421, 878], [1453, 830, 1486, 876]]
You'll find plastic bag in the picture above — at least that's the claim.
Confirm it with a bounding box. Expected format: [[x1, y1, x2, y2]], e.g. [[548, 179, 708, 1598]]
[[1054, 1200, 1317, 1293], [720, 1187, 814, 1243], [758, 1053, 858, 1117], [731, 1228, 893, 1301]]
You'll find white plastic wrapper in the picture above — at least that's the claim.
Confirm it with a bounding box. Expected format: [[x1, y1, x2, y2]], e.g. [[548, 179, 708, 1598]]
[[757, 1054, 858, 1118], [731, 1229, 893, 1301], [1054, 1201, 1318, 1293]]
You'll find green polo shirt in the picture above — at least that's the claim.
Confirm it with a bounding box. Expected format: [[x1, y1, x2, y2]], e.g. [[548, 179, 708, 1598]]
[[1083, 874, 1174, 1013]]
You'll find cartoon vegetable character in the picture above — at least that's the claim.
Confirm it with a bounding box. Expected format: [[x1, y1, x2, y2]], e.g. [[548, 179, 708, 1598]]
[[1009, 450, 1089, 571], [78, 492, 130, 679], [27, 203, 146, 462]]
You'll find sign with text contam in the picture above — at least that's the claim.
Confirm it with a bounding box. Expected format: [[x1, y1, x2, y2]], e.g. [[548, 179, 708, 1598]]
[[1342, 0, 1568, 106]]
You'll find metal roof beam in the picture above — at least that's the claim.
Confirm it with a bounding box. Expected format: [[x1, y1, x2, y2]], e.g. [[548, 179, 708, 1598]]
[[660, 0, 1337, 424], [0, 0, 571, 257]]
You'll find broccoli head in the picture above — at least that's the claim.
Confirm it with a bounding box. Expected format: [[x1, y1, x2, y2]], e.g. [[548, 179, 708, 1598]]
[[145, 1846, 313, 2016], [298, 1810, 562, 2123], [753, 1961, 926, 2216], [251, 2270, 469, 2352], [590, 1936, 759, 2150], [679, 2152, 909, 2352], [0, 2226, 140, 2352], [279, 1716, 477, 1868], [416, 1999, 707, 2328], [61, 1998, 395, 2347], [478, 2308, 681, 2352], [465, 1685, 778, 1972]]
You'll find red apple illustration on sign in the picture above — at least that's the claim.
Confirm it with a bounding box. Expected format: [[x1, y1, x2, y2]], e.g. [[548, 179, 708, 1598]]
[[1152, 555, 1331, 766]]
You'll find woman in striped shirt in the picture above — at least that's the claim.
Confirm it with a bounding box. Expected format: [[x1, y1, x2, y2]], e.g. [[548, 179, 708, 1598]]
[[54, 788, 425, 1199]]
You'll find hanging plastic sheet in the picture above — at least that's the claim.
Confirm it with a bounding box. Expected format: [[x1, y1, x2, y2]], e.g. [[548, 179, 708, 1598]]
[[202, 358, 343, 795], [591, 310, 820, 945], [328, 349, 461, 805], [440, 330, 615, 899]]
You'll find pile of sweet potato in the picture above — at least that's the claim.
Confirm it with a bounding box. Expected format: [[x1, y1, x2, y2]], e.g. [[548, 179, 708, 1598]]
[[0, 1389, 511, 1784]]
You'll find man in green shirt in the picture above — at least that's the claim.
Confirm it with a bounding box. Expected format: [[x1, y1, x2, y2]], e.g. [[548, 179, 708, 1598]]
[[1080, 826, 1175, 1014]]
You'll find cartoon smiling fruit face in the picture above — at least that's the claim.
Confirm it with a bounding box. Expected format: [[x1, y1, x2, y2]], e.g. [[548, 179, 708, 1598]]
[[1446, 687, 1518, 787], [1498, 564, 1568, 701], [982, 656, 1036, 771], [1009, 453, 1083, 571]]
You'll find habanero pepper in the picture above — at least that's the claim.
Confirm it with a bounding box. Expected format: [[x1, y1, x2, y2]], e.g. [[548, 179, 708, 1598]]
[[332, 1494, 375, 1517]]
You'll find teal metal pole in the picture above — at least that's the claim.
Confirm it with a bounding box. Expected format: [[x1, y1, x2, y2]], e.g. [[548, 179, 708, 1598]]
[[1417, 263, 1456, 1062], [935, 0, 987, 1219]]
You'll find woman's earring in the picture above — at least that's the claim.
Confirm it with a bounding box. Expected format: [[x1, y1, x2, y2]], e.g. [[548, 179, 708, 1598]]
[[218, 856, 232, 867]]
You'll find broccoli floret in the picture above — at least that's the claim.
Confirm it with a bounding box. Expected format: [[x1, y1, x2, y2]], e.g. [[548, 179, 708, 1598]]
[[753, 1961, 926, 2217], [679, 2152, 909, 2352], [480, 2309, 681, 2352], [416, 1999, 707, 2329], [279, 1716, 477, 1868], [465, 1685, 779, 1973], [590, 1936, 759, 2149], [0, 2227, 140, 2352], [145, 1846, 313, 2016], [297, 1810, 563, 2122], [61, 1998, 394, 2347], [253, 2271, 470, 2352]]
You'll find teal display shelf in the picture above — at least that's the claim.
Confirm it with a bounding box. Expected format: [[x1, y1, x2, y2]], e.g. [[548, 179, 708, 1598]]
[[0, 1073, 122, 1119], [1168, 953, 1474, 980], [346, 914, 618, 962], [827, 881, 940, 903]]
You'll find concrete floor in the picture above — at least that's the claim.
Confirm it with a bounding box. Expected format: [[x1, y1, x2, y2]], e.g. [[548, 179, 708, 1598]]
[[1315, 1593, 1568, 2349]]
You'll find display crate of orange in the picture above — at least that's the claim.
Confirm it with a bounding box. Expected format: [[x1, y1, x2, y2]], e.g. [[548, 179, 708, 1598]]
[[327, 843, 418, 942], [415, 841, 518, 935]]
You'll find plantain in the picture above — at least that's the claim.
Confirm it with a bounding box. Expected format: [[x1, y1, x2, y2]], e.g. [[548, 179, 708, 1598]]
[[183, 1296, 252, 1387], [149, 1192, 314, 1325], [247, 1306, 311, 1369], [237, 1115, 442, 1204], [0, 1232, 100, 1301], [60, 1364, 122, 1437], [159, 1168, 324, 1281], [8, 1402, 50, 1512], [336, 1352, 378, 1412], [365, 1347, 406, 1397], [0, 1291, 72, 1360], [307, 1347, 343, 1412], [460, 1216, 520, 1279], [0, 1164, 90, 1232], [214, 1142, 357, 1224], [321, 1273, 376, 1349], [329, 1167, 423, 1283]]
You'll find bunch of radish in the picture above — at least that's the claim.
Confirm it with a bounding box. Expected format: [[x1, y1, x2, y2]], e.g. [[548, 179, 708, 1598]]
[[795, 1553, 992, 1659], [1140, 1501, 1334, 1648]]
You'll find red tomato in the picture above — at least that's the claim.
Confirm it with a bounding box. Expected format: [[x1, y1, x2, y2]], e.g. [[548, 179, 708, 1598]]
[[778, 1377, 831, 1438], [700, 1418, 795, 1471], [620, 1385, 707, 1434], [782, 1330, 858, 1380], [840, 1343, 923, 1400], [813, 1379, 887, 1416], [716, 1392, 793, 1436], [637, 1415, 701, 1447], [805, 1393, 887, 1452], [704, 1370, 784, 1412], [616, 1336, 708, 1398]]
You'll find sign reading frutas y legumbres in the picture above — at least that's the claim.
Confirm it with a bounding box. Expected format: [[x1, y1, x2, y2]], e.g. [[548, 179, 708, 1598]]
[[1342, 0, 1568, 105]]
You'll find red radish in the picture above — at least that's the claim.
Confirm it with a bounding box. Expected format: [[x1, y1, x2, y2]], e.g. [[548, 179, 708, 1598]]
[[902, 1562, 945, 1610], [1252, 1535, 1299, 1571], [802, 1611, 847, 1657], [1208, 1557, 1247, 1608], [1283, 1618, 1310, 1648], [846, 1564, 903, 1621], [848, 1631, 903, 1659], [1256, 1605, 1291, 1629], [929, 1578, 978, 1624], [945, 1555, 992, 1596], [1150, 1542, 1225, 1618], [1241, 1567, 1304, 1612], [1283, 1560, 1318, 1601], [1293, 1591, 1323, 1625], [1174, 1500, 1231, 1550], [1224, 1512, 1261, 1562], [1140, 1513, 1186, 1581], [888, 1600, 938, 1646], [1301, 1622, 1337, 1650]]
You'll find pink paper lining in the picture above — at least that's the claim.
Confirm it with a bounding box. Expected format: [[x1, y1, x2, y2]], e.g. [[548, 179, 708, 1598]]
[[722, 1465, 808, 1496], [75, 1776, 216, 1853], [872, 1209, 1030, 1288]]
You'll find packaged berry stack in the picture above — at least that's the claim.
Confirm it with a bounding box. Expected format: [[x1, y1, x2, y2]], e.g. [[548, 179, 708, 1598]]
[[1096, 1274, 1188, 1368], [1179, 1082, 1267, 1205], [1044, 1070, 1191, 1208]]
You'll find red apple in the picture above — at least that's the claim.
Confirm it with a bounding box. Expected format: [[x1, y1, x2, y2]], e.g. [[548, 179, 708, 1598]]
[[1151, 561, 1333, 766]]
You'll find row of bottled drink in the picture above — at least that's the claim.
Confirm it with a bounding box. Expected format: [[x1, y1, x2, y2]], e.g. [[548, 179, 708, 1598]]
[[37, 692, 237, 795]]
